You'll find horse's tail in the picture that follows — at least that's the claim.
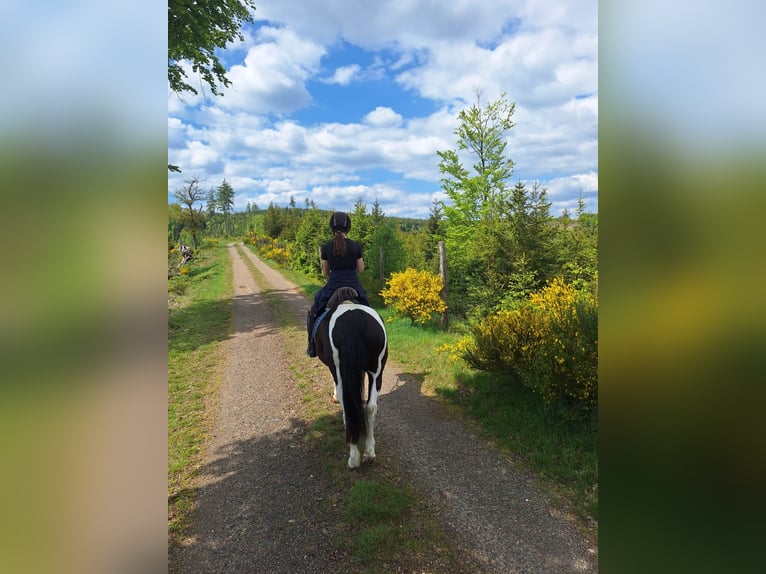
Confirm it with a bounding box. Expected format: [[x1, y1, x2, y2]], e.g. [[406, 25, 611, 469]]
[[338, 314, 366, 445]]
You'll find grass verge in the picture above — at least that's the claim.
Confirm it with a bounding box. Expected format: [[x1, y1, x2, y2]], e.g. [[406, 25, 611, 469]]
[[168, 244, 232, 555]]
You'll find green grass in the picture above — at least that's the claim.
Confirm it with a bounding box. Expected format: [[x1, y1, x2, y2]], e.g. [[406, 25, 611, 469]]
[[342, 480, 420, 565], [168, 245, 232, 544]]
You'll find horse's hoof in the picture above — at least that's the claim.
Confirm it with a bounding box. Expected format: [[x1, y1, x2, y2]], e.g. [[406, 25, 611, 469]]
[[363, 453, 376, 463], [331, 395, 339, 404]]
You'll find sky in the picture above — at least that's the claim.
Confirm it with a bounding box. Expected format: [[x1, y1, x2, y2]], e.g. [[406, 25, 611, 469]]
[[168, 0, 598, 219]]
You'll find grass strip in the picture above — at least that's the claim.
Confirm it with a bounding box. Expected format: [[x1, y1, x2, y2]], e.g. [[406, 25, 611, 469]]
[[168, 245, 232, 551]]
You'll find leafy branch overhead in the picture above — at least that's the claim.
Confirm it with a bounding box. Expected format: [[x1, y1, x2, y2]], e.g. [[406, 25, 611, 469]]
[[168, 0, 257, 96]]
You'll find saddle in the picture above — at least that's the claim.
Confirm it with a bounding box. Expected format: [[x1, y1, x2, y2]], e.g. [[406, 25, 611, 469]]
[[311, 287, 360, 342], [326, 286, 360, 311]]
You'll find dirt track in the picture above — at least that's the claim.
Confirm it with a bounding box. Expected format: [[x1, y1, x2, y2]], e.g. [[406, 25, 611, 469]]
[[171, 243, 598, 573]]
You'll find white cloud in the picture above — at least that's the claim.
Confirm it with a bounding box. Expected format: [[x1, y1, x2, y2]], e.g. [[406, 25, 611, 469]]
[[363, 107, 403, 128], [541, 172, 599, 215], [325, 64, 360, 85], [217, 26, 325, 114]]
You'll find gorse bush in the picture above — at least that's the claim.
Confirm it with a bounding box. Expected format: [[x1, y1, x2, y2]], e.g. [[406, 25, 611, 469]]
[[243, 231, 292, 266], [461, 277, 597, 412], [380, 267, 447, 325]]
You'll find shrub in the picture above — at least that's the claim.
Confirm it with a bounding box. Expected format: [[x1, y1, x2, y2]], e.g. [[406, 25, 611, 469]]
[[380, 268, 447, 325], [462, 277, 597, 412]]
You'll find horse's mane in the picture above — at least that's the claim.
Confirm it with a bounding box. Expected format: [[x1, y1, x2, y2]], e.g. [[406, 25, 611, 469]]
[[326, 287, 359, 311]]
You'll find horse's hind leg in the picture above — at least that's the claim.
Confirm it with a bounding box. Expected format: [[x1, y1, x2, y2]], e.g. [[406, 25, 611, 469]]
[[363, 374, 380, 462], [348, 443, 361, 469]]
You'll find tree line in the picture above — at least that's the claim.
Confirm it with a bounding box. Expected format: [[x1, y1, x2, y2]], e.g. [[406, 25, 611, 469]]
[[169, 92, 597, 322]]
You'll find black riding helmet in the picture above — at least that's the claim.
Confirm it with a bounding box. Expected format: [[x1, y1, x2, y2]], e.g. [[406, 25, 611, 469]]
[[330, 211, 351, 232]]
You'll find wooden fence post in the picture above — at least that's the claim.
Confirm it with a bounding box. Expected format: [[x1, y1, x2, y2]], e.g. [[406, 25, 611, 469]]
[[439, 241, 448, 328], [379, 246, 385, 284]]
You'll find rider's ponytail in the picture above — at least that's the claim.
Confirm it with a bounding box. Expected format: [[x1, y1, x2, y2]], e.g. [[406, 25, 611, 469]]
[[332, 230, 347, 257]]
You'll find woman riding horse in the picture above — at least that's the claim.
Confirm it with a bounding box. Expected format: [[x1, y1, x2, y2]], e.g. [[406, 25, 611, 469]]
[[306, 211, 370, 357]]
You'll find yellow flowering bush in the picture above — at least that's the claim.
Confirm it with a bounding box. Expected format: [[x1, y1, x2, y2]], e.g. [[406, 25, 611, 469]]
[[381, 267, 447, 325], [437, 336, 474, 363], [463, 278, 597, 411], [243, 232, 293, 266]]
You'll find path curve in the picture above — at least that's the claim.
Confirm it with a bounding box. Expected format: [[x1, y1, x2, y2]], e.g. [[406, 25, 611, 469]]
[[174, 244, 598, 573]]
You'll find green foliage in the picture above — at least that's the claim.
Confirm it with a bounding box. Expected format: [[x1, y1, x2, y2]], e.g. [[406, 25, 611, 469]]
[[365, 220, 407, 285], [172, 178, 206, 249], [381, 268, 447, 325], [168, 0, 257, 96], [291, 208, 331, 277], [438, 92, 518, 314], [262, 202, 284, 238], [217, 179, 235, 235], [243, 230, 291, 266], [461, 278, 598, 413], [351, 197, 373, 252], [343, 480, 418, 565], [168, 245, 231, 550]]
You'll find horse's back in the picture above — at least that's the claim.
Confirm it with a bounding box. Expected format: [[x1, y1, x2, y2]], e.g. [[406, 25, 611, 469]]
[[329, 304, 388, 365]]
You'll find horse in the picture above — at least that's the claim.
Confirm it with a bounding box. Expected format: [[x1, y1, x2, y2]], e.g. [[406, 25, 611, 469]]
[[314, 288, 388, 469]]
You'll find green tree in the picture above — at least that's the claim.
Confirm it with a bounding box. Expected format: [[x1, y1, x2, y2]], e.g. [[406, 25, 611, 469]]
[[351, 197, 372, 252], [168, 0, 257, 97], [262, 202, 284, 238], [292, 207, 331, 277], [370, 198, 385, 226], [552, 194, 598, 294], [173, 177, 206, 249], [424, 199, 444, 269], [366, 220, 407, 287], [206, 187, 218, 218], [217, 179, 235, 236], [437, 91, 517, 316]]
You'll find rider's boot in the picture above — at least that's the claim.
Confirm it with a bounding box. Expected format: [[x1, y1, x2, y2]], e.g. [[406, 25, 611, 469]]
[[306, 310, 317, 357]]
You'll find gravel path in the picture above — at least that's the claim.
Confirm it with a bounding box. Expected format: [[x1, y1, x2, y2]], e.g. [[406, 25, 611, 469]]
[[173, 244, 598, 573]]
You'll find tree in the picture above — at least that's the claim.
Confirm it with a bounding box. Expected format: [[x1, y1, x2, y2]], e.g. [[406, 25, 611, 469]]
[[168, 0, 256, 172], [206, 187, 218, 218], [168, 0, 257, 97], [424, 199, 444, 268], [217, 179, 235, 236], [262, 202, 284, 238], [173, 177, 206, 249], [370, 198, 385, 226], [437, 90, 515, 226], [366, 220, 407, 287], [351, 197, 372, 253], [292, 207, 331, 277], [437, 91, 517, 316]]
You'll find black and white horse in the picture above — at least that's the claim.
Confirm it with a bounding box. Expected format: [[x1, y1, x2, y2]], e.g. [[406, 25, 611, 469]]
[[314, 290, 388, 469]]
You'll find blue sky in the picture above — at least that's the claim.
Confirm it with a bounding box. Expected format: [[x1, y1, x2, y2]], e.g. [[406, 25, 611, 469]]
[[168, 0, 598, 219]]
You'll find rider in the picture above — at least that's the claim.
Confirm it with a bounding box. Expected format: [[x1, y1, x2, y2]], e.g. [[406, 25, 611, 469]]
[[306, 211, 370, 357]]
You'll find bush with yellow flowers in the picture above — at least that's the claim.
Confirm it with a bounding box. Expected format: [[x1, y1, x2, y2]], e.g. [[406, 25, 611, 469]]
[[380, 267, 447, 325], [462, 277, 597, 411]]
